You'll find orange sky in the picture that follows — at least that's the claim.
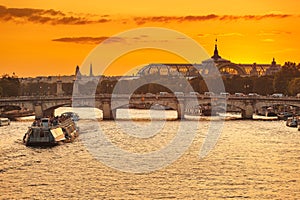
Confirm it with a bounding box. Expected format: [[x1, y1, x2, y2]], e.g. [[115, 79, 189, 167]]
[[0, 0, 300, 77]]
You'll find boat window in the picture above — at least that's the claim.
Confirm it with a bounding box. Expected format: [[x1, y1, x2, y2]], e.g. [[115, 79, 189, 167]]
[[66, 126, 71, 133], [43, 131, 49, 137], [32, 129, 41, 138], [68, 125, 74, 132]]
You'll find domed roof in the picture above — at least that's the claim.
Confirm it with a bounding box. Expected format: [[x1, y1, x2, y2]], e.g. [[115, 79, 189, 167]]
[[210, 40, 230, 63]]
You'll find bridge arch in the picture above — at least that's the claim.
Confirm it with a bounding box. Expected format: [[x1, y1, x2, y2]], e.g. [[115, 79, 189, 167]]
[[43, 103, 72, 117], [255, 102, 300, 109], [219, 99, 255, 119], [255, 101, 300, 115], [113, 102, 178, 111], [0, 105, 22, 111], [109, 96, 181, 120], [215, 102, 245, 112]]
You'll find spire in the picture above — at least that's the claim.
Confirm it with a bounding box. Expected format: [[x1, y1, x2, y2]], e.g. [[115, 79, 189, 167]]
[[211, 38, 221, 60], [272, 58, 276, 66], [75, 65, 81, 76], [89, 63, 94, 77]]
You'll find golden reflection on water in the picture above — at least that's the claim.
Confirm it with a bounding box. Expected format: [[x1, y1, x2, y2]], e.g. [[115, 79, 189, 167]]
[[1, 114, 300, 199]]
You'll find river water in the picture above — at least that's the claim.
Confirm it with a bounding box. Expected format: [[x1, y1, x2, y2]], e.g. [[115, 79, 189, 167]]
[[1, 109, 300, 199]]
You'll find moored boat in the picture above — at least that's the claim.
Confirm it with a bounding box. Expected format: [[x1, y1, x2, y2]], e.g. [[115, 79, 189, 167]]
[[0, 117, 10, 126], [286, 117, 298, 128], [61, 112, 80, 121], [1, 109, 35, 120], [277, 112, 293, 120], [23, 117, 79, 147]]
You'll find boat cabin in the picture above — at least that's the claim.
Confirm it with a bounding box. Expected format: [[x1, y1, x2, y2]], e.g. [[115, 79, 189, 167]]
[[41, 118, 50, 127], [0, 118, 10, 126]]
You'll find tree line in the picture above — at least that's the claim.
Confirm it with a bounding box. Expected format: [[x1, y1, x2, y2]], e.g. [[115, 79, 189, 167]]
[[1, 61, 300, 97], [95, 61, 300, 96], [0, 74, 20, 97]]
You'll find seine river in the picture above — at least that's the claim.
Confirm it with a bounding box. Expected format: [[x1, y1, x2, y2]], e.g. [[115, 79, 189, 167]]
[[1, 108, 300, 199]]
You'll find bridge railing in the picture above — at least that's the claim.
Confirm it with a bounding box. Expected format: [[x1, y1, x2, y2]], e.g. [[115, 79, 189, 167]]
[[1, 93, 300, 101]]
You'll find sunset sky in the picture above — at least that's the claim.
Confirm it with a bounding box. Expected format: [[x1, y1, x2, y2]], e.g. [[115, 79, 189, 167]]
[[0, 0, 300, 77]]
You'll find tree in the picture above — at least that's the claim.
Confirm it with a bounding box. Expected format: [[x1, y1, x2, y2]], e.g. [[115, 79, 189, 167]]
[[96, 79, 118, 94], [253, 76, 274, 95], [62, 83, 73, 95], [273, 62, 300, 94], [0, 74, 20, 97], [288, 77, 300, 95], [223, 76, 254, 94]]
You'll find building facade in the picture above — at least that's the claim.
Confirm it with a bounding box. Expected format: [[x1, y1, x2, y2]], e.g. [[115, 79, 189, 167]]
[[137, 42, 281, 78]]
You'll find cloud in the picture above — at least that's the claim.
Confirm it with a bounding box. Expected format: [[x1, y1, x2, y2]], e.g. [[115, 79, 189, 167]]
[[267, 48, 297, 54], [0, 5, 293, 26], [134, 15, 218, 25], [197, 32, 244, 37], [261, 38, 275, 42], [197, 33, 211, 37], [219, 14, 291, 21], [257, 30, 292, 36], [52, 36, 125, 44], [134, 13, 293, 25], [52, 35, 176, 45], [0, 5, 110, 25], [218, 33, 244, 37]]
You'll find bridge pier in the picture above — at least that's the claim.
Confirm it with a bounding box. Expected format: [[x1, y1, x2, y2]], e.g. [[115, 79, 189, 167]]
[[177, 100, 185, 120], [102, 102, 116, 120], [34, 105, 55, 118], [73, 80, 79, 96], [56, 80, 64, 96], [241, 105, 254, 119], [34, 104, 43, 118]]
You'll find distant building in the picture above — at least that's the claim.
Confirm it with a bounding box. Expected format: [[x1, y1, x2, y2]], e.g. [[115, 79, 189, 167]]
[[19, 42, 282, 86], [19, 75, 75, 84], [20, 64, 103, 85], [137, 63, 201, 79], [265, 58, 281, 75], [89, 63, 94, 77], [210, 41, 281, 76], [137, 40, 281, 78]]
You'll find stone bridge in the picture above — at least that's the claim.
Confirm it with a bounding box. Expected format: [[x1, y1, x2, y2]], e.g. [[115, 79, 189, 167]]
[[1, 94, 300, 120]]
